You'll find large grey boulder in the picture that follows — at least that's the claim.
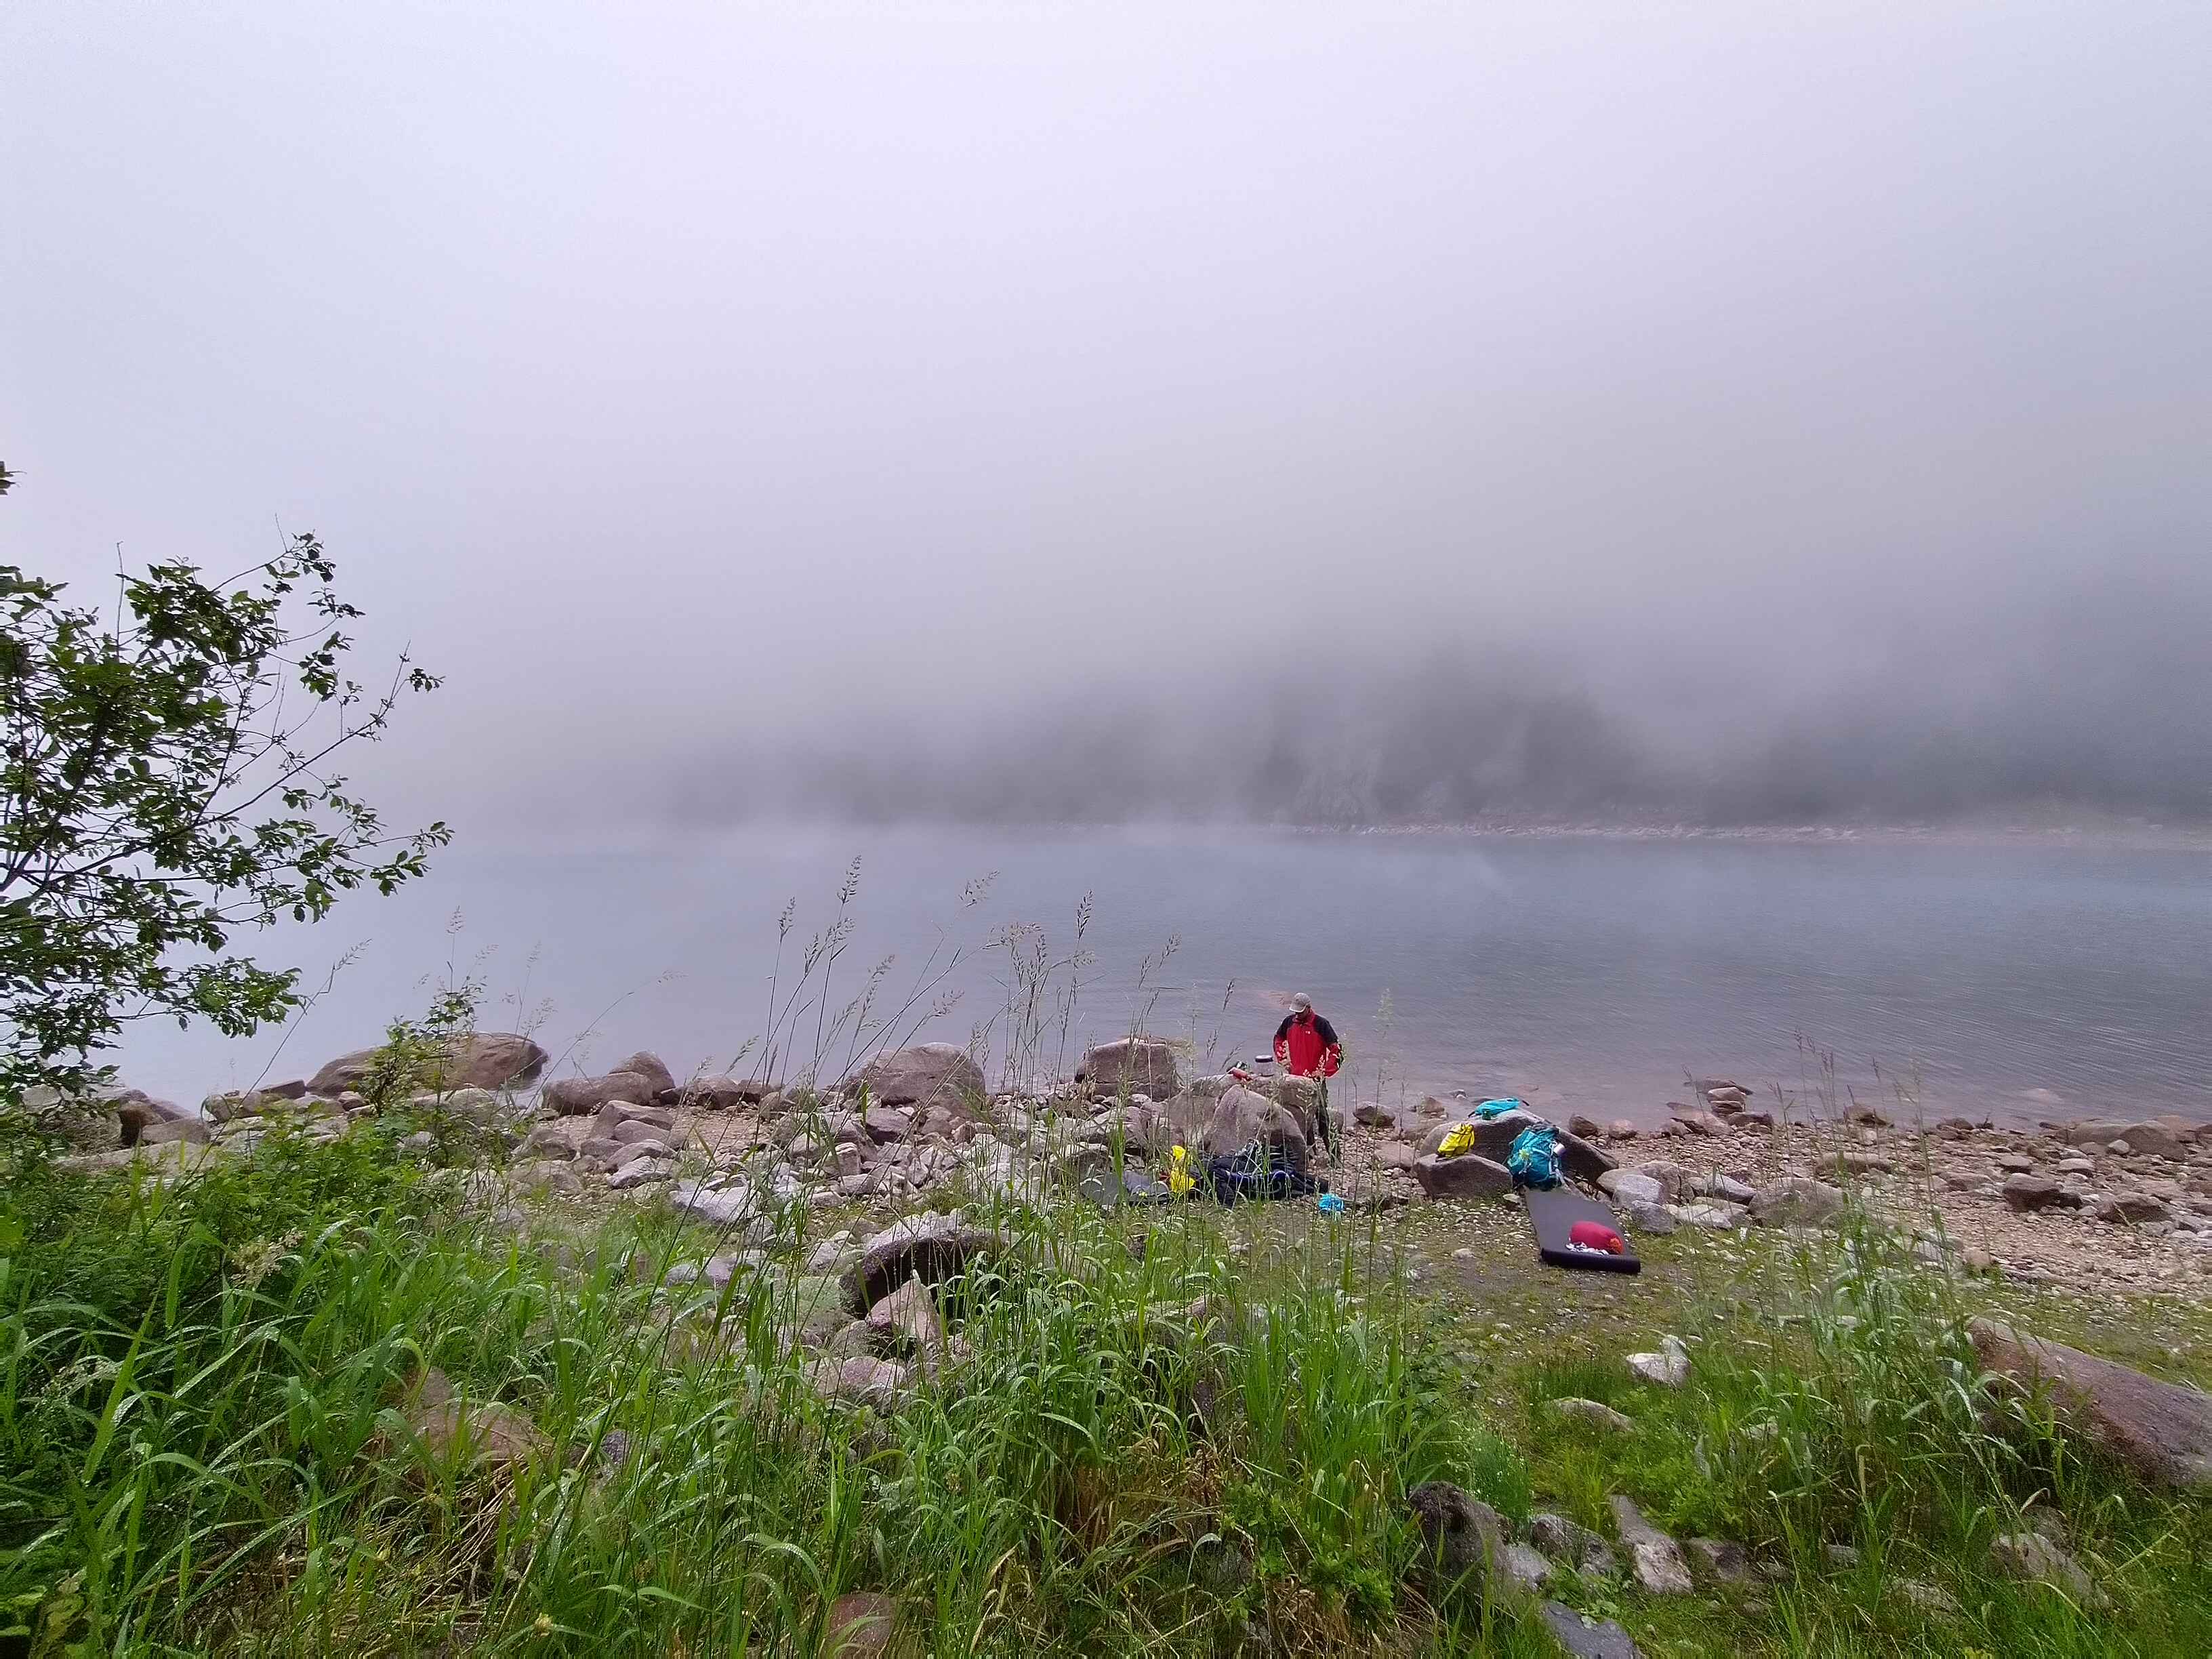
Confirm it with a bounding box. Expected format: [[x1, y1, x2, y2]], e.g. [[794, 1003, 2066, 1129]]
[[1415, 1110, 1614, 1182], [611, 1052, 676, 1099], [1971, 1318, 2212, 1490], [1077, 1037, 1179, 1103], [1414, 1153, 1513, 1202], [308, 1031, 546, 1097], [541, 1069, 661, 1116], [1195, 1086, 1309, 1173], [850, 1044, 987, 1115]]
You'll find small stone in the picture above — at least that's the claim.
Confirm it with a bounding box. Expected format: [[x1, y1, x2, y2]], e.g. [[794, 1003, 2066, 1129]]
[[1549, 1397, 1635, 1433], [2003, 1174, 2085, 1212], [1498, 1542, 1552, 1593], [1823, 1542, 1861, 1569], [824, 1591, 897, 1656], [1896, 1578, 1961, 1617], [1626, 1335, 1689, 1388]]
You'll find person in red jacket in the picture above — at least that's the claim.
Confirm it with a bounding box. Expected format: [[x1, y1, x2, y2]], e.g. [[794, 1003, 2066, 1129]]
[[1273, 993, 1344, 1153]]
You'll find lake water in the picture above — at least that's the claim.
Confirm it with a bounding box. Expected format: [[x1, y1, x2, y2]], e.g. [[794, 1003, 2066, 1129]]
[[115, 827, 2212, 1126]]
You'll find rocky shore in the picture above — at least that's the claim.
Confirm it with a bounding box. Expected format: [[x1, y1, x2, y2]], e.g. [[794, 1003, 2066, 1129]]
[[47, 1036, 2212, 1303]]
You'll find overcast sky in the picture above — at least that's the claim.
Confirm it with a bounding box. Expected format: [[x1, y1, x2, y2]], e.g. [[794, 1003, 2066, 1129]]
[[5, 3, 2209, 830]]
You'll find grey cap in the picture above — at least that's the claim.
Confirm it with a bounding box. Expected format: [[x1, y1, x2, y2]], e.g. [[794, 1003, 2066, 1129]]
[[1290, 992, 1312, 1011]]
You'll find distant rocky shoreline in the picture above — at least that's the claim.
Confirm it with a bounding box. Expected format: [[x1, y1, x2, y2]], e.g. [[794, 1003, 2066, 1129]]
[[43, 1034, 2212, 1303]]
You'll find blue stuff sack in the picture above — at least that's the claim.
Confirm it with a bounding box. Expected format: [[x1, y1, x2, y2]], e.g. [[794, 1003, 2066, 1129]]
[[1473, 1098, 1528, 1120]]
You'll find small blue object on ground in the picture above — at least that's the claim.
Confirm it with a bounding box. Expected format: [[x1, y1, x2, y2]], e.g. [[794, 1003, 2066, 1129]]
[[1317, 1193, 1347, 1214]]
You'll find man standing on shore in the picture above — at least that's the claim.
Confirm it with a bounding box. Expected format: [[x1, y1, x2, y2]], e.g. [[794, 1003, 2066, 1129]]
[[1273, 993, 1344, 1155]]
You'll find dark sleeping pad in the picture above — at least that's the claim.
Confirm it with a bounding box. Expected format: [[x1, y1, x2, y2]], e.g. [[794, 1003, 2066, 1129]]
[[1525, 1185, 1643, 1275]]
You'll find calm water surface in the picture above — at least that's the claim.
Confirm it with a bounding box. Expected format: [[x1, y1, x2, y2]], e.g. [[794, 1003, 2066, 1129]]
[[119, 828, 2212, 1125]]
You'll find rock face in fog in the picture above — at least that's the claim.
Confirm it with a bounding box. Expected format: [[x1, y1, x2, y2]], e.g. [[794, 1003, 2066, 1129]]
[[308, 1032, 548, 1096]]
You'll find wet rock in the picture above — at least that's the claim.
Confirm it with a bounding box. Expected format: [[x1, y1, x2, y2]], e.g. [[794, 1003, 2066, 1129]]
[[851, 1044, 987, 1115], [1414, 1153, 1513, 1202], [1539, 1601, 1641, 1659], [1076, 1037, 1179, 1103], [1626, 1336, 1689, 1388], [1549, 1397, 1634, 1433], [310, 1031, 547, 1096], [1971, 1317, 2212, 1490], [1609, 1496, 1692, 1595]]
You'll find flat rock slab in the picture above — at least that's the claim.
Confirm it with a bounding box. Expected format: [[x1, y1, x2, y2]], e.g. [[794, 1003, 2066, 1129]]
[[1540, 1601, 1642, 1658], [1414, 1152, 1513, 1201], [1971, 1317, 2212, 1490]]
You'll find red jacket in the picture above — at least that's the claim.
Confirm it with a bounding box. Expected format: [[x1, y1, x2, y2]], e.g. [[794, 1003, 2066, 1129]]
[[1273, 1010, 1343, 1078]]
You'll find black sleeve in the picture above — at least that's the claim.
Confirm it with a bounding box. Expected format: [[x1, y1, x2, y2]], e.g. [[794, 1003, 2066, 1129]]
[[1313, 1015, 1340, 1046], [1273, 1015, 1294, 1045]]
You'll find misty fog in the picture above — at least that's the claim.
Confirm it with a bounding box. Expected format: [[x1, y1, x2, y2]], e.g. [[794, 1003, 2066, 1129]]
[[5, 3, 2209, 836]]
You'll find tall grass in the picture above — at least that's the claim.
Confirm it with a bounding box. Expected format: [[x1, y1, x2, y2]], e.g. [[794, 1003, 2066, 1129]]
[[0, 1107, 1527, 1656]]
